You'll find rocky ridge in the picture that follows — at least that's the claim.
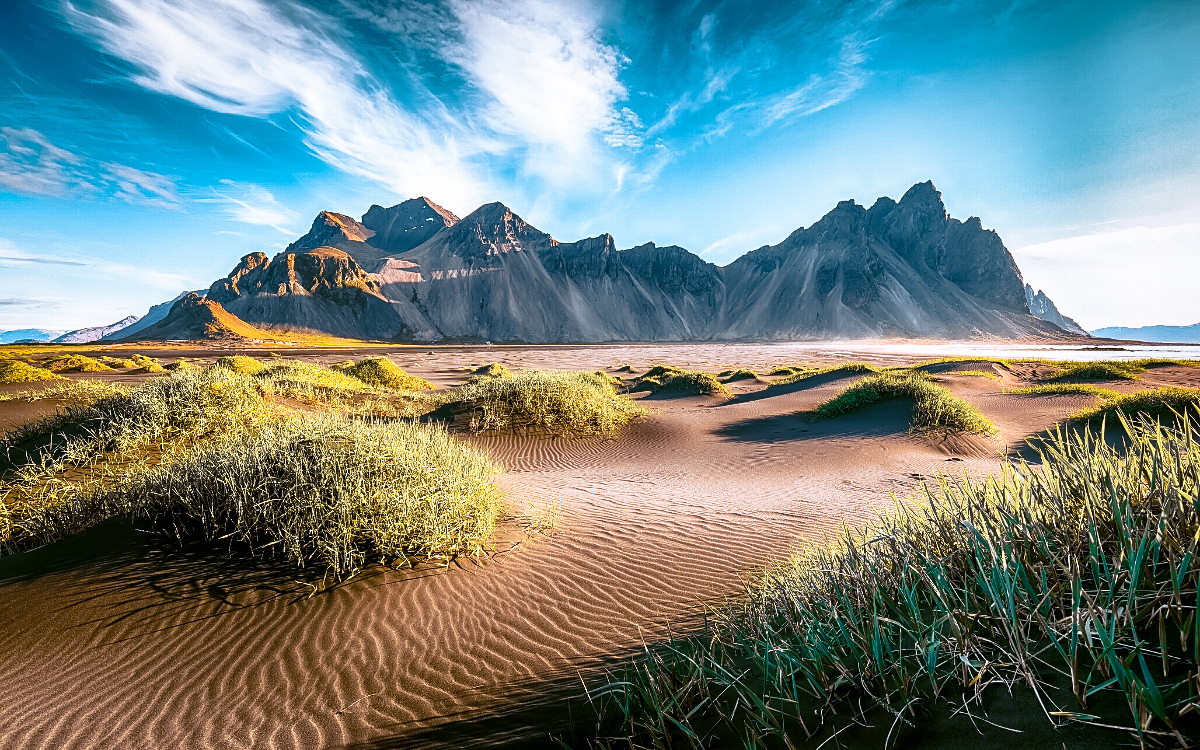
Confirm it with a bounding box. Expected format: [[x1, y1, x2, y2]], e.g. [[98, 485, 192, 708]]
[[142, 182, 1083, 343]]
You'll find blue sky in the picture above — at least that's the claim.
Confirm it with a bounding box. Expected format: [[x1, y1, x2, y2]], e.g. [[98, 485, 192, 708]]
[[1, 0, 1198, 332]]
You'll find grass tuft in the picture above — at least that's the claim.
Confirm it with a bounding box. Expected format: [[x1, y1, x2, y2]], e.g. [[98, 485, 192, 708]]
[[453, 369, 646, 435], [1008, 383, 1121, 399], [0, 360, 62, 385], [814, 371, 996, 434], [471, 362, 513, 379], [211, 355, 266, 374], [946, 368, 999, 380], [335, 356, 435, 390], [1072, 386, 1200, 424], [44, 354, 112, 373], [631, 365, 733, 398], [124, 416, 502, 576], [1046, 361, 1143, 381], [587, 412, 1200, 745], [768, 362, 879, 388], [719, 368, 759, 382]]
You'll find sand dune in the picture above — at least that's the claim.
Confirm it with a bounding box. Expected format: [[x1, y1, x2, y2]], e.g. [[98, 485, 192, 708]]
[[1, 348, 1196, 748]]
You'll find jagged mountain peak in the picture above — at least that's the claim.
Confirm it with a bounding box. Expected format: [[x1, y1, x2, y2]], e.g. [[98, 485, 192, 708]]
[[361, 197, 459, 254], [436, 201, 557, 257], [287, 211, 374, 254]]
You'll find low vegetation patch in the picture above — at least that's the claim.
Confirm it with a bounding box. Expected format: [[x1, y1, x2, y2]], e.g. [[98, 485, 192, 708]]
[[0, 360, 62, 385], [718, 368, 758, 382], [631, 365, 733, 398], [768, 362, 880, 388], [0, 379, 128, 406], [44, 354, 112, 373], [1046, 361, 1143, 381], [453, 369, 646, 435], [946, 368, 999, 380], [1, 368, 503, 576], [814, 371, 996, 434], [124, 416, 502, 576], [1008, 383, 1121, 399], [1072, 386, 1200, 425], [212, 355, 266, 375], [587, 413, 1200, 746], [335, 356, 435, 390], [471, 362, 512, 379]]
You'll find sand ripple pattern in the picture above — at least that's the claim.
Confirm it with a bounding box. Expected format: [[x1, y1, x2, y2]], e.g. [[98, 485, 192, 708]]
[[0, 373, 1029, 749]]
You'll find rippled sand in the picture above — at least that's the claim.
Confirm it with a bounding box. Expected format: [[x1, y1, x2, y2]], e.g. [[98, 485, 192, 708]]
[[2, 346, 1197, 749]]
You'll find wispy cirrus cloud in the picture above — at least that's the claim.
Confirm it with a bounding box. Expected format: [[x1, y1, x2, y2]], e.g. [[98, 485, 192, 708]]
[[200, 179, 300, 235], [0, 127, 181, 207], [445, 0, 631, 157], [64, 0, 489, 210]]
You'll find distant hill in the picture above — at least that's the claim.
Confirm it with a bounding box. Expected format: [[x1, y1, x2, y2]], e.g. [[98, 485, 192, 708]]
[[1091, 323, 1200, 343], [0, 329, 63, 344], [141, 182, 1085, 343], [55, 316, 140, 343]]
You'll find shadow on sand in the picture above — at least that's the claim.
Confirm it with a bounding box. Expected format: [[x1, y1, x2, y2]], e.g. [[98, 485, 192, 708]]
[[715, 399, 913, 444]]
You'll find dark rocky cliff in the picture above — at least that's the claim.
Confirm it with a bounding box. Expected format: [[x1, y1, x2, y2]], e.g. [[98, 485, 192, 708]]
[[162, 182, 1080, 343]]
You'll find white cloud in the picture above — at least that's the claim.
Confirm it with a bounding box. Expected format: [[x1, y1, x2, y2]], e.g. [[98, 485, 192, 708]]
[[201, 180, 300, 235], [0, 127, 180, 206], [446, 0, 629, 157], [100, 162, 181, 208], [0, 127, 89, 197], [65, 0, 489, 210], [1014, 222, 1200, 330]]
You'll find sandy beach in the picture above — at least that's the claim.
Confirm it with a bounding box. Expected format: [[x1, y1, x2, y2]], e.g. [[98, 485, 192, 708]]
[[1, 343, 1197, 749]]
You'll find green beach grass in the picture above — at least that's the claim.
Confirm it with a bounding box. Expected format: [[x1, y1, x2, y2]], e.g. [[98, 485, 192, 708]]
[[335, 356, 436, 390], [1, 368, 503, 573], [453, 369, 646, 435], [631, 365, 733, 397], [0, 360, 62, 385], [813, 371, 996, 434], [585, 411, 1200, 747]]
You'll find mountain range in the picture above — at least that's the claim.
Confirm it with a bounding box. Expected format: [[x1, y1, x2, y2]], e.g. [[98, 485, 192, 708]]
[[1091, 323, 1200, 343], [46, 182, 1088, 344]]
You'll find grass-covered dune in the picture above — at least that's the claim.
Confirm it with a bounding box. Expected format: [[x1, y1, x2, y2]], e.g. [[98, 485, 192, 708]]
[[813, 371, 996, 435], [124, 416, 501, 574], [631, 365, 732, 398], [587, 412, 1200, 747], [0, 360, 62, 385], [450, 369, 646, 435], [0, 366, 502, 576]]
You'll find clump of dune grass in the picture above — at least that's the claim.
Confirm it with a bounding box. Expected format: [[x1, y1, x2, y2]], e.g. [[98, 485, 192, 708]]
[[1008, 383, 1121, 399], [252, 360, 438, 418], [631, 365, 733, 398], [768, 365, 804, 377], [814, 371, 995, 434], [587, 412, 1200, 746], [211, 355, 266, 374], [124, 416, 502, 576], [44, 354, 112, 373], [768, 362, 880, 388], [1072, 386, 1200, 425], [947, 368, 999, 380], [1, 369, 271, 550], [164, 358, 194, 371], [453, 369, 645, 435], [0, 379, 128, 406], [718, 368, 758, 382], [335, 356, 435, 390], [1046, 361, 1144, 382], [0, 360, 62, 385], [471, 362, 512, 379], [98, 356, 136, 369]]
